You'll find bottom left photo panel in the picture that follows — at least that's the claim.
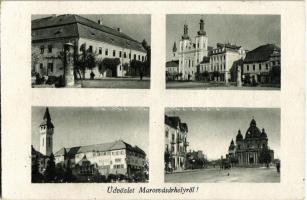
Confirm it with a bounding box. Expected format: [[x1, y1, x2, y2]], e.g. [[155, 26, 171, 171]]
[[31, 106, 149, 183]]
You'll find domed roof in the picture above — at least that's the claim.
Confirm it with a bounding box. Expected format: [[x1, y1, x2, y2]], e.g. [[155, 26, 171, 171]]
[[245, 119, 262, 139], [236, 130, 243, 141], [260, 128, 268, 138]]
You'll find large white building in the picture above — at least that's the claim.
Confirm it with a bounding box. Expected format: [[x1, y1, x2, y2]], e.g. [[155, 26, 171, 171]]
[[173, 19, 246, 82], [32, 14, 147, 79]]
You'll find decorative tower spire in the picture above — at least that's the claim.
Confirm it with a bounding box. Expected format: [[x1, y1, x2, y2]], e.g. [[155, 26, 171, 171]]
[[182, 24, 190, 40], [172, 42, 177, 53], [198, 18, 206, 36], [39, 107, 54, 156]]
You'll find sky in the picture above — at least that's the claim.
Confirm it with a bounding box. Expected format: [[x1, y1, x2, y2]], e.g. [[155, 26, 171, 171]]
[[32, 14, 151, 44], [32, 107, 149, 155], [166, 14, 280, 61], [166, 108, 280, 160]]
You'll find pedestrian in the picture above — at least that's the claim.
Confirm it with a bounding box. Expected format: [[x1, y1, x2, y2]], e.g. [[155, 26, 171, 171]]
[[276, 162, 280, 173]]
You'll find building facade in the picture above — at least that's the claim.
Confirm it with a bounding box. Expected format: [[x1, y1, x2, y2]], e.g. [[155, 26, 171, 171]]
[[32, 14, 147, 79], [32, 107, 146, 180], [226, 119, 274, 167], [172, 18, 246, 82], [243, 44, 281, 84], [165, 115, 189, 171]]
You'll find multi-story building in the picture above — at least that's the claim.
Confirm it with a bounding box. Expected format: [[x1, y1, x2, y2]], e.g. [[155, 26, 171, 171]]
[[166, 42, 179, 80], [32, 14, 147, 79], [226, 119, 274, 167], [165, 115, 189, 171], [32, 107, 146, 180], [54, 140, 146, 178], [243, 44, 281, 84], [173, 18, 246, 82]]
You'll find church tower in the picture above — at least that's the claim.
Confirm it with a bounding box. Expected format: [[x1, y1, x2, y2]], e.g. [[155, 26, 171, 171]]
[[39, 107, 54, 156], [172, 41, 178, 60], [195, 18, 209, 63]]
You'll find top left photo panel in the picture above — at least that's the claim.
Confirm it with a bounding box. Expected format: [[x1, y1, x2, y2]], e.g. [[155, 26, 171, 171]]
[[31, 14, 151, 89]]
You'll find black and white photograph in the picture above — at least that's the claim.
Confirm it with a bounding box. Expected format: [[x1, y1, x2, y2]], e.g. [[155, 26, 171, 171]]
[[166, 14, 281, 90], [31, 14, 151, 89], [165, 107, 280, 183], [31, 107, 149, 183]]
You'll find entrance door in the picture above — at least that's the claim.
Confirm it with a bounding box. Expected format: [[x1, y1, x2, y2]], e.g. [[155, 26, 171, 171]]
[[249, 155, 254, 164]]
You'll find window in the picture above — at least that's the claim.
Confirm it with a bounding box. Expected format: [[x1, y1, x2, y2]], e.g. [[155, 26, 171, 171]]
[[253, 65, 255, 71], [119, 51, 122, 58], [266, 64, 269, 70], [115, 158, 121, 162], [247, 65, 249, 71], [40, 45, 44, 54], [48, 63, 53, 73], [105, 49, 108, 56], [141, 55, 144, 61], [124, 52, 127, 58], [259, 64, 261, 70], [113, 50, 116, 57], [138, 55, 140, 60], [48, 45, 53, 53], [40, 63, 43, 69], [99, 47, 102, 54], [134, 54, 136, 60], [129, 53, 131, 59], [197, 43, 199, 48], [89, 45, 93, 53]]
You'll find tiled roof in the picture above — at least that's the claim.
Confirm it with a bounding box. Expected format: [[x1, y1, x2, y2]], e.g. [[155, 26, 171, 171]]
[[54, 140, 145, 156], [243, 44, 280, 63], [32, 14, 146, 53], [166, 60, 179, 68]]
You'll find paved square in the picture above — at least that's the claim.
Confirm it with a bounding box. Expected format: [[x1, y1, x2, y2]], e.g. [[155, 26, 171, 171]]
[[165, 167, 280, 183]]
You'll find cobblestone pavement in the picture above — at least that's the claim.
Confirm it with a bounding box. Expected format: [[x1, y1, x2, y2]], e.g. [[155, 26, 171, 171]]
[[165, 167, 280, 183]]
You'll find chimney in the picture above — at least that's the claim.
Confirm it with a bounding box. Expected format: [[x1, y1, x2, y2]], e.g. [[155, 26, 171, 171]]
[[117, 27, 121, 32], [97, 19, 102, 25]]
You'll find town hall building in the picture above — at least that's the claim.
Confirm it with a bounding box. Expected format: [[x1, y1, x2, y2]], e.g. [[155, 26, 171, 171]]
[[31, 107, 147, 180]]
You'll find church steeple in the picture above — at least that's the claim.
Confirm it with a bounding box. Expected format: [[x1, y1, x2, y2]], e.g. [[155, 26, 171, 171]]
[[173, 42, 177, 52], [39, 107, 54, 156], [182, 24, 190, 40], [197, 18, 206, 36]]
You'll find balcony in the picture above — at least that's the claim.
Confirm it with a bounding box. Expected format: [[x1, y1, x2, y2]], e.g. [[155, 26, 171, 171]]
[[184, 141, 189, 146]]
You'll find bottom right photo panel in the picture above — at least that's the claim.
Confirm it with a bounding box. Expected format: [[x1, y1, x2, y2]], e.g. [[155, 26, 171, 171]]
[[164, 107, 280, 183]]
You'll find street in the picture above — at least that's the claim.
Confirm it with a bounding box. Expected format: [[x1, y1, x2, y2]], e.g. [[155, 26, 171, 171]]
[[76, 77, 150, 89], [166, 81, 280, 90], [165, 167, 280, 183]]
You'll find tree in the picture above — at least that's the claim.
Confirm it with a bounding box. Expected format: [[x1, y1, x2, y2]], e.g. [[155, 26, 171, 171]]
[[74, 43, 98, 79], [45, 153, 56, 182], [164, 150, 172, 171], [259, 147, 272, 168], [141, 39, 151, 76], [270, 66, 281, 84], [100, 58, 121, 77], [130, 59, 144, 77], [32, 157, 43, 183]]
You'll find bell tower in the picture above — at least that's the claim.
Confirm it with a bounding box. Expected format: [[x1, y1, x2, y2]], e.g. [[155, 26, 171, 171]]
[[195, 18, 208, 62], [39, 107, 54, 156]]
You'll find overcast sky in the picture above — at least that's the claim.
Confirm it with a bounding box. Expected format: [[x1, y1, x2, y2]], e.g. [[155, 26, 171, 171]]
[[32, 107, 149, 155], [166, 14, 280, 61], [32, 14, 151, 44], [166, 107, 280, 160]]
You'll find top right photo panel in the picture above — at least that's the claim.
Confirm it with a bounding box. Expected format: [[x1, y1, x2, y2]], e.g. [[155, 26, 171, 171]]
[[166, 14, 281, 90]]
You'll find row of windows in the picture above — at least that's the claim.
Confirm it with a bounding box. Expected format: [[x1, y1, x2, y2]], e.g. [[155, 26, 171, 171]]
[[113, 164, 124, 169], [40, 45, 53, 54], [89, 45, 145, 61], [39, 63, 54, 73], [211, 54, 226, 62], [246, 63, 269, 71]]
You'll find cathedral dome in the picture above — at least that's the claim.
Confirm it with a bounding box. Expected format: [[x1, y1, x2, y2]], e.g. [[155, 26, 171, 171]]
[[236, 130, 243, 141], [245, 119, 261, 139]]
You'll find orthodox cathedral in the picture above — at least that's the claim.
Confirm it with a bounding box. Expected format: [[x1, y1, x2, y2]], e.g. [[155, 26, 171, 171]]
[[226, 119, 274, 166]]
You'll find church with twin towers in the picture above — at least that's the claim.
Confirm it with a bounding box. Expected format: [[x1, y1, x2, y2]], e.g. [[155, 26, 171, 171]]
[[170, 18, 246, 82]]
